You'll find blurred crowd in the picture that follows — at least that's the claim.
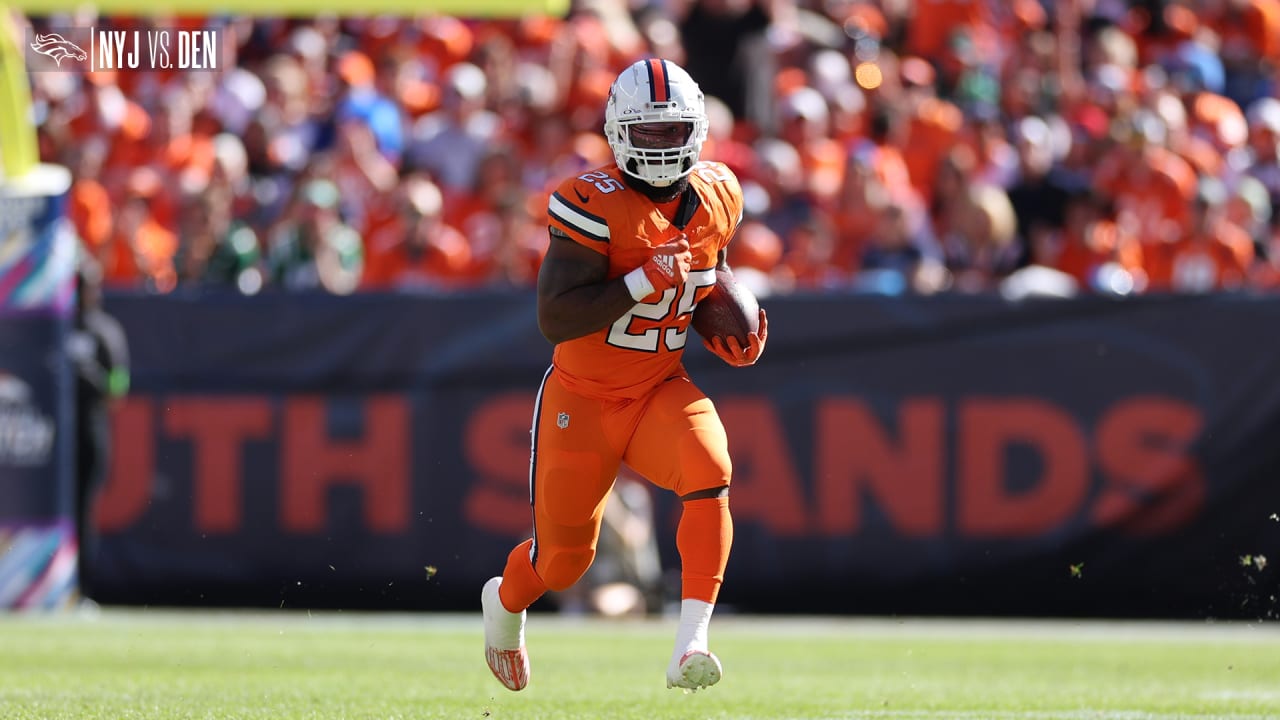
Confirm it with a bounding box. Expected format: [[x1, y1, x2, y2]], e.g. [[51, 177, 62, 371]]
[[20, 0, 1280, 297]]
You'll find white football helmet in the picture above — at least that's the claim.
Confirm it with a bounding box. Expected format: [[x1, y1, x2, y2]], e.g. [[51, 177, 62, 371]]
[[604, 59, 709, 188]]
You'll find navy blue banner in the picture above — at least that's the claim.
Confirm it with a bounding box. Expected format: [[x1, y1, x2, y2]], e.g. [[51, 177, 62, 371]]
[[91, 291, 1280, 619]]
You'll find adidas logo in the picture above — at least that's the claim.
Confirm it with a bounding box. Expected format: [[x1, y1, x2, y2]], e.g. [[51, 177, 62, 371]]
[[653, 254, 674, 277]]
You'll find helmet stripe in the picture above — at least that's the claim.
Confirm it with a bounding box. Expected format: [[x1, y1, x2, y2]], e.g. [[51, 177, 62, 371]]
[[647, 58, 669, 103]]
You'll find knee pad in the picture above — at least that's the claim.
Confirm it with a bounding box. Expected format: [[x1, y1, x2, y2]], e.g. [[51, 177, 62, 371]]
[[535, 544, 596, 592]]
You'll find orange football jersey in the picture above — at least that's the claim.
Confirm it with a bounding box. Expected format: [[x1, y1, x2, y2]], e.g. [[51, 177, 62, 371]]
[[546, 161, 744, 400]]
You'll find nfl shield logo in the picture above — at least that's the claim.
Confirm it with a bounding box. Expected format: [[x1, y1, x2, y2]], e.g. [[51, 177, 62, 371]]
[[556, 412, 570, 429]]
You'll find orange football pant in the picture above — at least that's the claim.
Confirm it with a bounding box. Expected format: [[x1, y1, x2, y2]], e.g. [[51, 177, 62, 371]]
[[498, 367, 734, 613]]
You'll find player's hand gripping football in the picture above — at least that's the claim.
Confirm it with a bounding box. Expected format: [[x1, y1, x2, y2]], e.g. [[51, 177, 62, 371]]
[[703, 308, 768, 367]]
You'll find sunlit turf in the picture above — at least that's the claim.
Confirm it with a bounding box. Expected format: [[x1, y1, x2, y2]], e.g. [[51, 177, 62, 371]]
[[0, 609, 1277, 719]]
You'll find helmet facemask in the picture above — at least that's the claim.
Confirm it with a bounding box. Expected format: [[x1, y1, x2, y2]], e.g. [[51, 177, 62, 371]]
[[621, 121, 697, 186]]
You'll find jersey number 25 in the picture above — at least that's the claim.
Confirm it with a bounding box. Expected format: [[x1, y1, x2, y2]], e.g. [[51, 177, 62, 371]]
[[607, 268, 717, 352]]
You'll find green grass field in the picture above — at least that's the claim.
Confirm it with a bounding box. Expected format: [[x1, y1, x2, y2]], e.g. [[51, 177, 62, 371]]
[[1, 610, 1277, 720]]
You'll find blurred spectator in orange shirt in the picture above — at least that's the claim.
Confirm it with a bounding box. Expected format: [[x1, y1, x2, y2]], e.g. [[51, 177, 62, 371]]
[[373, 45, 439, 123], [906, 0, 990, 62], [847, 105, 915, 203], [70, 74, 152, 197], [1178, 88, 1248, 180], [1051, 188, 1146, 293], [1094, 110, 1197, 243], [897, 57, 966, 203], [572, 0, 650, 69], [449, 145, 548, 287], [144, 83, 213, 230], [1146, 177, 1254, 293], [726, 219, 786, 297], [67, 138, 113, 253], [780, 216, 844, 291], [776, 86, 845, 206], [481, 191, 548, 289], [414, 15, 475, 79], [102, 169, 178, 293], [362, 175, 471, 292], [830, 151, 886, 276], [450, 144, 525, 238]]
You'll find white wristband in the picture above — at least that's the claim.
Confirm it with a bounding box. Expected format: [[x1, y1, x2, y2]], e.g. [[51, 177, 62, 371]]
[[623, 267, 655, 302]]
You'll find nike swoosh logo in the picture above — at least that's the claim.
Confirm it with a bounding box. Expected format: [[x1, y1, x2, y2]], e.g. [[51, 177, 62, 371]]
[[574, 188, 590, 203]]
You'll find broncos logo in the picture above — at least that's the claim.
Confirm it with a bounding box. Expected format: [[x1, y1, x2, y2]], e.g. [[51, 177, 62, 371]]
[[29, 33, 87, 67]]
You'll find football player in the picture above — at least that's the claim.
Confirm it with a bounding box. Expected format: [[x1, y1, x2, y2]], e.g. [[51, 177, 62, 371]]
[[482, 58, 767, 693]]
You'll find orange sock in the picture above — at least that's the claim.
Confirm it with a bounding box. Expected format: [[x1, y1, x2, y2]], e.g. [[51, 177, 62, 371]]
[[676, 496, 733, 603], [498, 539, 548, 612]]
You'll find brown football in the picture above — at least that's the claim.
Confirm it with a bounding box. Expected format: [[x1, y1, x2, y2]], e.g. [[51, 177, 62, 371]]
[[691, 269, 760, 346]]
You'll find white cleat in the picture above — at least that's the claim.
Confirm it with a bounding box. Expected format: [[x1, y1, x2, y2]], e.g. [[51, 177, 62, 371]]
[[666, 649, 722, 692], [482, 576, 529, 691]]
